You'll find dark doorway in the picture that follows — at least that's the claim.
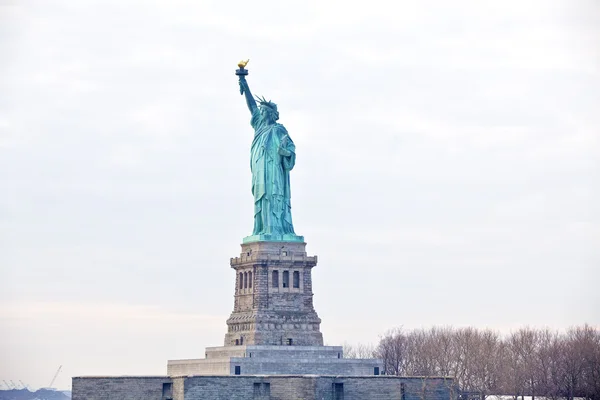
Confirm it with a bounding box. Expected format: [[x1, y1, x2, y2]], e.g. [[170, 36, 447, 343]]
[[333, 383, 344, 400]]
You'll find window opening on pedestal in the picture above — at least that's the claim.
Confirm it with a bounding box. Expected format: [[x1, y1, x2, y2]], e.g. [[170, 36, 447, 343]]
[[253, 382, 270, 398], [239, 273, 243, 289], [244, 272, 248, 289], [162, 382, 173, 400], [293, 271, 300, 288], [235, 339, 239, 345], [282, 271, 289, 288], [234, 365, 241, 375], [286, 338, 293, 345], [240, 336, 244, 345], [272, 270, 279, 287], [249, 271, 252, 288], [282, 251, 287, 256], [374, 366, 380, 375]]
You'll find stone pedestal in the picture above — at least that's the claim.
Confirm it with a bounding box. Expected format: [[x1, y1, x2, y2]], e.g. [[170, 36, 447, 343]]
[[225, 241, 323, 347], [167, 240, 382, 377], [167, 345, 382, 376]]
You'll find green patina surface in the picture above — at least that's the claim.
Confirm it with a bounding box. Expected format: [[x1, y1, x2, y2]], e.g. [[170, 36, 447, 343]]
[[241, 234, 304, 244], [237, 65, 303, 243]]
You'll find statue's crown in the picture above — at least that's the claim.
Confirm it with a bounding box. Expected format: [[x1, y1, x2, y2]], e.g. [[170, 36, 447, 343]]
[[256, 95, 277, 111]]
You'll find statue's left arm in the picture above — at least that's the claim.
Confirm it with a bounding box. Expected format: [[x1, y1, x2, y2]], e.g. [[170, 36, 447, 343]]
[[279, 135, 291, 157], [278, 128, 296, 170]]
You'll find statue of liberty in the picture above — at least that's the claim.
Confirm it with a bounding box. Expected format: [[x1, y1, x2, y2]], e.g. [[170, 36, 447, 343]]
[[236, 61, 303, 243]]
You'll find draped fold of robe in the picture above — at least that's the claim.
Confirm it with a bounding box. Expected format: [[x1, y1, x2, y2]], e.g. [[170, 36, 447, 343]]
[[250, 108, 296, 236]]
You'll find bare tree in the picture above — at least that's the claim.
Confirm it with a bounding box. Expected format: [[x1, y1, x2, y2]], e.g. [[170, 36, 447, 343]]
[[506, 328, 540, 400], [344, 342, 358, 359], [535, 328, 562, 399], [406, 328, 437, 376], [471, 329, 503, 400], [376, 327, 408, 375], [453, 327, 482, 393], [429, 326, 457, 377], [561, 325, 600, 400], [560, 326, 588, 400], [343, 342, 377, 359], [370, 324, 600, 400]]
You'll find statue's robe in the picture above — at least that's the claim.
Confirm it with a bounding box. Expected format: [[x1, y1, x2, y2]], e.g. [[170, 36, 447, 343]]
[[250, 108, 296, 236]]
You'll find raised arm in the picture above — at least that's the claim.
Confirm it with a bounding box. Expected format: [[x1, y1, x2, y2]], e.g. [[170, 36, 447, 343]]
[[239, 76, 257, 114]]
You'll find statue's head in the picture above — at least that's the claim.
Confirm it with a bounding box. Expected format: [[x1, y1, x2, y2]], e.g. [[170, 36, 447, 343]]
[[256, 96, 279, 123]]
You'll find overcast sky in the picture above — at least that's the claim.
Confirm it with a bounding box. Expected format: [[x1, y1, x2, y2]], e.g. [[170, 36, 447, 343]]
[[1, 0, 599, 391]]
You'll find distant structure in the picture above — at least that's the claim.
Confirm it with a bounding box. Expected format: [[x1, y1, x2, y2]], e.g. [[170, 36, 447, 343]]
[[72, 62, 457, 400], [47, 366, 62, 390]]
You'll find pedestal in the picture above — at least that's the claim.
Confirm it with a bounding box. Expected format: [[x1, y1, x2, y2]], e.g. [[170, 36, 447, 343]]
[[225, 241, 322, 346], [166, 240, 383, 378]]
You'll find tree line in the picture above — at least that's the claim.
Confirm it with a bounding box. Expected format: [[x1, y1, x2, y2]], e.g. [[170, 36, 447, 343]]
[[344, 325, 600, 400]]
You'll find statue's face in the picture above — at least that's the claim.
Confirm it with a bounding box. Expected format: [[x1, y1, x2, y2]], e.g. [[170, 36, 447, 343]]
[[260, 107, 276, 123]]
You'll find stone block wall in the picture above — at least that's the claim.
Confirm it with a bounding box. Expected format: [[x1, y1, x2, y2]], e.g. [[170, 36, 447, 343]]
[[72, 376, 172, 400], [240, 345, 344, 359], [182, 376, 255, 400], [167, 346, 376, 377], [73, 375, 457, 400], [181, 376, 318, 400], [230, 357, 381, 376], [172, 377, 185, 400], [167, 359, 231, 376], [270, 376, 317, 400], [180, 375, 457, 400], [336, 376, 457, 400]]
